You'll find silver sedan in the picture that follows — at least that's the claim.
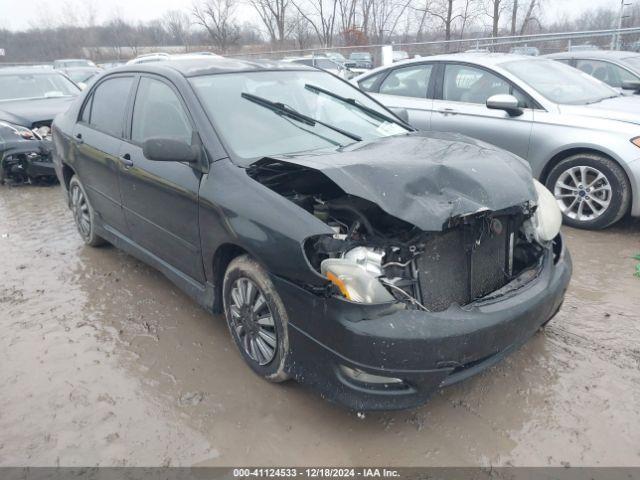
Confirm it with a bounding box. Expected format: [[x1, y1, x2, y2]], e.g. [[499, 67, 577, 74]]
[[354, 53, 640, 229]]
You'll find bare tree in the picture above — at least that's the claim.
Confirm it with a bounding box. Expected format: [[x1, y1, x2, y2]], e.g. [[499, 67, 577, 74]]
[[291, 0, 339, 47], [192, 0, 240, 52], [370, 0, 412, 43], [163, 10, 192, 49], [248, 0, 291, 46], [484, 0, 508, 37], [289, 12, 313, 48]]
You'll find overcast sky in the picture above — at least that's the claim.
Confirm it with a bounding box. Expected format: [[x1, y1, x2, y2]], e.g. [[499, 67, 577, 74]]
[[0, 0, 625, 32]]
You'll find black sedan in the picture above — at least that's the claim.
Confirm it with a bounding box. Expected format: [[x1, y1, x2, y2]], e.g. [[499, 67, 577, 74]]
[[0, 68, 79, 183], [52, 57, 572, 410]]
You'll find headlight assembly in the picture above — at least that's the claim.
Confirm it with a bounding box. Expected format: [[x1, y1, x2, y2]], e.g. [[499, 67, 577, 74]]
[[321, 248, 394, 304], [531, 179, 562, 242]]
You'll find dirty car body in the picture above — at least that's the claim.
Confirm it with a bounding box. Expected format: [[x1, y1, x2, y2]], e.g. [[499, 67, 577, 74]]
[[52, 58, 572, 410], [0, 68, 79, 184]]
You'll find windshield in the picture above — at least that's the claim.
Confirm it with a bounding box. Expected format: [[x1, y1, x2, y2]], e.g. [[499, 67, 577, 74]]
[[622, 56, 640, 71], [0, 73, 79, 101], [190, 70, 409, 161], [501, 59, 618, 104]]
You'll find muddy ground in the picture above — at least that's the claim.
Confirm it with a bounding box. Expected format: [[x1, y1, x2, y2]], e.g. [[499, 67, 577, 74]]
[[0, 184, 639, 467]]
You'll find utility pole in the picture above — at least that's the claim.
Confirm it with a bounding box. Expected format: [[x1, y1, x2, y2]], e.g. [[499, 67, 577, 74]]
[[613, 0, 632, 50]]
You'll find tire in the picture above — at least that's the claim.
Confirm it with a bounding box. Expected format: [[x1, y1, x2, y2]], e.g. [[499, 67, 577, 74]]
[[222, 254, 290, 382], [68, 176, 106, 247], [545, 153, 631, 230]]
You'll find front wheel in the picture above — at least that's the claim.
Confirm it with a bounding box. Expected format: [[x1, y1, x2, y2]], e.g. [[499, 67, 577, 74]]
[[222, 255, 290, 382], [545, 154, 631, 230]]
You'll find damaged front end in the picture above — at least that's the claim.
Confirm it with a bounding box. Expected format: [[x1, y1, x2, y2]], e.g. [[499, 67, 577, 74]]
[[247, 134, 562, 313], [0, 122, 56, 185]]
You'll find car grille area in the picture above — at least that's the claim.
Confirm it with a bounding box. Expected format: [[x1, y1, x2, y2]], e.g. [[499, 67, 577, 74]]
[[416, 216, 512, 312]]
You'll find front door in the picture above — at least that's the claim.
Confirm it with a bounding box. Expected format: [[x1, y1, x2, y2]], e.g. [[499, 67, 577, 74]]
[[73, 75, 135, 234], [430, 63, 534, 160], [118, 75, 205, 282]]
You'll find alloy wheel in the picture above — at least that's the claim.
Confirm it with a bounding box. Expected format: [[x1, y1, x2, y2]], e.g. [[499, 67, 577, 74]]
[[229, 277, 278, 366], [553, 165, 612, 222], [71, 184, 91, 239]]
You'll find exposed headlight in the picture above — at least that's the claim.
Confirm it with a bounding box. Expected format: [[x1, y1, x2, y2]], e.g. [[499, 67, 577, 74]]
[[0, 121, 37, 139], [532, 179, 562, 242], [321, 248, 393, 304]]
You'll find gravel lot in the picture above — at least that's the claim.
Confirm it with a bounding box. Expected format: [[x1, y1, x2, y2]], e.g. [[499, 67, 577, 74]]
[[1, 184, 639, 467]]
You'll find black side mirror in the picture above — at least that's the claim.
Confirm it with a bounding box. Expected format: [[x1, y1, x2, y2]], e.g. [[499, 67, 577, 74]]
[[621, 81, 640, 92], [142, 137, 199, 163]]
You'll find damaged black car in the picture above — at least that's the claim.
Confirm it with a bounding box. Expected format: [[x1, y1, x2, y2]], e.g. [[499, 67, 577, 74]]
[[52, 57, 572, 410], [0, 68, 79, 184]]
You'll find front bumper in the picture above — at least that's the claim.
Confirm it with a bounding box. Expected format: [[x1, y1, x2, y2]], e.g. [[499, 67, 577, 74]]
[[274, 237, 572, 411]]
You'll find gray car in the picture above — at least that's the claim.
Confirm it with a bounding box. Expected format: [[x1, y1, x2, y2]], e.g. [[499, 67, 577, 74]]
[[545, 50, 640, 94], [354, 53, 640, 229]]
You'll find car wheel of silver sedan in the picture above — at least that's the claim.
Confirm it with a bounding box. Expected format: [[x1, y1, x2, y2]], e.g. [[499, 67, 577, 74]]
[[545, 153, 631, 230]]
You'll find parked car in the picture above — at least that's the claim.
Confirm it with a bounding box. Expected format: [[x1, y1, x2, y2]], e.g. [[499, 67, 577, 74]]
[[127, 52, 222, 65], [349, 52, 373, 69], [509, 46, 540, 56], [64, 67, 102, 89], [0, 68, 80, 183], [569, 44, 600, 52], [281, 56, 353, 79], [355, 53, 640, 229], [53, 58, 97, 70], [392, 50, 410, 62], [545, 50, 640, 94], [52, 57, 571, 410]]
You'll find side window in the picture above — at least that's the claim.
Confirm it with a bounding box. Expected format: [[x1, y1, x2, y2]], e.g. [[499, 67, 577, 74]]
[[131, 77, 192, 145], [358, 72, 384, 92], [89, 77, 134, 137], [295, 59, 314, 67], [379, 64, 433, 98], [576, 59, 638, 88], [443, 64, 510, 104]]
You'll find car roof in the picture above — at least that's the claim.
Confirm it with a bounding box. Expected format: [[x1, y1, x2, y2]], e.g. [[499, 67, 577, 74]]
[[376, 52, 541, 67], [112, 56, 315, 77], [545, 50, 640, 60]]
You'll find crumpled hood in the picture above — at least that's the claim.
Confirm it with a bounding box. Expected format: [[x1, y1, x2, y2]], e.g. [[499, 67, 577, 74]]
[[560, 95, 640, 125], [267, 131, 536, 231], [0, 96, 76, 128]]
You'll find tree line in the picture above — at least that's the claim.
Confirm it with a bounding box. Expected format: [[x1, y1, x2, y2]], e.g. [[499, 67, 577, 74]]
[[1, 0, 639, 62]]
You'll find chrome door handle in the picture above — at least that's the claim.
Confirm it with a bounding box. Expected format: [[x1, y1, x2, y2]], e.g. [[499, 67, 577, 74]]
[[120, 153, 133, 168]]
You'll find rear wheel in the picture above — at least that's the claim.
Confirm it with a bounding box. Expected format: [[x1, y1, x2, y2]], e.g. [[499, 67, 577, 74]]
[[222, 255, 290, 382], [545, 154, 630, 229], [69, 176, 105, 247]]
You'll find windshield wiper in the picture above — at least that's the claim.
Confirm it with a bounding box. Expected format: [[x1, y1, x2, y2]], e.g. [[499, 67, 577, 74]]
[[241, 92, 362, 142], [304, 83, 412, 129]]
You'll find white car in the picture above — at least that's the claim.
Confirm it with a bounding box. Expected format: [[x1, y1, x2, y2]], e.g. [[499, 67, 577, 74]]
[[281, 57, 353, 80], [127, 52, 221, 65]]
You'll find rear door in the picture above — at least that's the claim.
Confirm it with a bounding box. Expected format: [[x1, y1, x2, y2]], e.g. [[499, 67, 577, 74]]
[[73, 75, 135, 235], [430, 62, 534, 160], [118, 75, 205, 282], [363, 63, 434, 129]]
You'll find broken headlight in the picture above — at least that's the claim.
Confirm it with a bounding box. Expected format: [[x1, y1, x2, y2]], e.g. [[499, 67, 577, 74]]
[[320, 247, 394, 304], [530, 179, 562, 243]]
